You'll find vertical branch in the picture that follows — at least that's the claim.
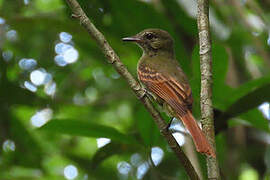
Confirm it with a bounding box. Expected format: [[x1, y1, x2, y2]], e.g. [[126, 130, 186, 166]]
[[65, 0, 200, 179], [196, 0, 221, 179]]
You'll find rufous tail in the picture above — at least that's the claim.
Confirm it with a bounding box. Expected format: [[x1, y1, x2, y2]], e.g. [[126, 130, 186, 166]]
[[177, 111, 216, 158]]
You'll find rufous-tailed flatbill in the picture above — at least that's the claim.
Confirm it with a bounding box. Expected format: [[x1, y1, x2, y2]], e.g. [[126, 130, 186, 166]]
[[123, 29, 215, 158]]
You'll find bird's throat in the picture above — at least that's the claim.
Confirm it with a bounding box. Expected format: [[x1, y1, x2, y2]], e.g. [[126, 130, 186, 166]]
[[142, 49, 175, 59]]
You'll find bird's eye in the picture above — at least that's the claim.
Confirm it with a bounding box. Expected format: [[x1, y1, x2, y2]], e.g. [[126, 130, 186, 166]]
[[145, 33, 154, 40]]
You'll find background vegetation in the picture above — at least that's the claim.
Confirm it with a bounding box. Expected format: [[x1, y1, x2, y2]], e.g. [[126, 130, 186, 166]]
[[0, 0, 270, 179]]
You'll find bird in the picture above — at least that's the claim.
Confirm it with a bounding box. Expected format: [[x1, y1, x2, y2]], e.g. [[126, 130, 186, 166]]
[[122, 28, 215, 158]]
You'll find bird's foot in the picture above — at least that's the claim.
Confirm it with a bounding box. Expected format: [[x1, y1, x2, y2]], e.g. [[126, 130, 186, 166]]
[[71, 13, 87, 25], [71, 14, 81, 19], [138, 88, 147, 99], [138, 88, 154, 101]]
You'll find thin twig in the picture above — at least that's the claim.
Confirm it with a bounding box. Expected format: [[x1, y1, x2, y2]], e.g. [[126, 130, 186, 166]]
[[65, 0, 200, 179], [197, 0, 221, 179]]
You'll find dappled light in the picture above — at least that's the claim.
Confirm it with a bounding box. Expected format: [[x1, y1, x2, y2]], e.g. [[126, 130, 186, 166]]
[[31, 108, 53, 128], [169, 117, 187, 133], [136, 161, 150, 179], [85, 87, 98, 103], [2, 140, 15, 152], [0, 17, 5, 24], [63, 48, 79, 64], [92, 67, 112, 88], [268, 34, 270, 46], [73, 93, 86, 105], [258, 102, 270, 120], [44, 81, 56, 96], [98, 8, 104, 13], [19, 58, 37, 71], [24, 81, 37, 92], [54, 55, 68, 67], [23, 0, 29, 5], [54, 43, 78, 65], [116, 148, 164, 179], [246, 14, 265, 35], [172, 132, 185, 146], [6, 29, 17, 41], [30, 69, 48, 86], [239, 167, 259, 180], [54, 32, 79, 66], [151, 147, 164, 166], [96, 138, 111, 148], [110, 71, 121, 79], [130, 153, 143, 167], [59, 32, 72, 43], [117, 161, 132, 176], [19, 58, 57, 96], [2, 50, 13, 62], [63, 165, 78, 180], [169, 117, 186, 146], [55, 43, 73, 55]]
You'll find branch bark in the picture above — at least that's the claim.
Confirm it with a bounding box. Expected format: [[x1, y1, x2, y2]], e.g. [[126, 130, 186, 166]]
[[65, 0, 199, 179], [197, 0, 221, 179]]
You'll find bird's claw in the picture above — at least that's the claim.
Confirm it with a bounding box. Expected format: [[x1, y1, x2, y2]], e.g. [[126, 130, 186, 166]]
[[71, 14, 87, 25], [71, 14, 81, 19], [138, 88, 147, 99]]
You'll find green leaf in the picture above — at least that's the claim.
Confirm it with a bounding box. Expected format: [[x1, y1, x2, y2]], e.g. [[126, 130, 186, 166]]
[[226, 76, 270, 107], [136, 106, 161, 146], [239, 109, 268, 131], [40, 119, 139, 145], [34, 0, 63, 12], [90, 142, 138, 168], [218, 78, 270, 132], [224, 83, 270, 119]]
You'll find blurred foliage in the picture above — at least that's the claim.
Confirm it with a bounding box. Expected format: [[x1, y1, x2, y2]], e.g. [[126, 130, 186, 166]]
[[0, 0, 270, 179]]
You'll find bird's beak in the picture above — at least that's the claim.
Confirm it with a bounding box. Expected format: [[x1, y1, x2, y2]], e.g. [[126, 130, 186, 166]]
[[122, 36, 142, 42]]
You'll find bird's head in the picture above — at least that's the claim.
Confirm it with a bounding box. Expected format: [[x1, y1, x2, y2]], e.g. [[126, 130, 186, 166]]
[[122, 29, 174, 57]]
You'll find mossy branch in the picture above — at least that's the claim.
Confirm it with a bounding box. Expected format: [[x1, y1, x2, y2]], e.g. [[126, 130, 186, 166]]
[[197, 0, 221, 179]]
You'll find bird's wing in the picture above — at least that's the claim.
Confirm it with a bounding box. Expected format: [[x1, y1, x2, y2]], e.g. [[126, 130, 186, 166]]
[[138, 65, 193, 116], [138, 65, 216, 157]]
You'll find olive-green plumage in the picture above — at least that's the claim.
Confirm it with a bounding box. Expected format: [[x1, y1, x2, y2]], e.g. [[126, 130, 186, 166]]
[[123, 29, 215, 157], [138, 49, 193, 111]]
